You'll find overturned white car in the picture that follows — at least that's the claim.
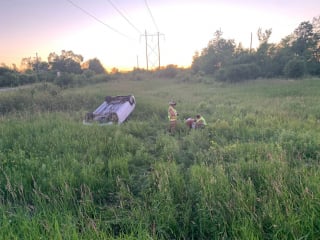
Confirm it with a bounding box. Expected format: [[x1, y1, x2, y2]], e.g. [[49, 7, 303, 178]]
[[83, 95, 136, 125]]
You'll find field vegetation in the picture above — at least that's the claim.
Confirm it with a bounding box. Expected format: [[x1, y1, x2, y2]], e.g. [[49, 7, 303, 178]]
[[1, 14, 319, 239], [0, 73, 320, 239]]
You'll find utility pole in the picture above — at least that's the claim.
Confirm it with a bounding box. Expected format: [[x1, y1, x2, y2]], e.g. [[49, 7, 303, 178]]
[[144, 30, 149, 70], [157, 32, 161, 69], [136, 55, 139, 69], [250, 32, 252, 53], [35, 52, 39, 81]]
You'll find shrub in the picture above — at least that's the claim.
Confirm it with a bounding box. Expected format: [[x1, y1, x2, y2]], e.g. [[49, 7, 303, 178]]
[[155, 65, 179, 78], [89, 73, 111, 84], [283, 58, 306, 78], [306, 60, 320, 76], [19, 73, 37, 85], [54, 72, 74, 87], [215, 63, 261, 82], [82, 69, 95, 78], [0, 71, 19, 87]]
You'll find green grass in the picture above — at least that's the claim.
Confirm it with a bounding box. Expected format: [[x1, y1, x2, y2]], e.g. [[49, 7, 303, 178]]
[[0, 76, 320, 239]]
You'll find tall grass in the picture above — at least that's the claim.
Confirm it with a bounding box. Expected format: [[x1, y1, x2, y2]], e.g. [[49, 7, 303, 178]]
[[0, 77, 320, 239]]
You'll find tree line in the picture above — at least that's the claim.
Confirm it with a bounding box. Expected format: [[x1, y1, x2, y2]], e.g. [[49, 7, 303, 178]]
[[1, 16, 319, 87], [192, 16, 320, 82], [0, 50, 112, 88]]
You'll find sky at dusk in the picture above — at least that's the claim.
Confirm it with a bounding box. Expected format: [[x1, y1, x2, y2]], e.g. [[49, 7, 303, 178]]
[[0, 0, 319, 70]]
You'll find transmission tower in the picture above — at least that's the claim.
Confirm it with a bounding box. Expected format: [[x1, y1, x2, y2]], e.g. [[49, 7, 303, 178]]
[[142, 30, 164, 70]]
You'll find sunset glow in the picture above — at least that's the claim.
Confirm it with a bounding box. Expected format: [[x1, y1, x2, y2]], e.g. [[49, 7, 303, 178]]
[[0, 0, 319, 70]]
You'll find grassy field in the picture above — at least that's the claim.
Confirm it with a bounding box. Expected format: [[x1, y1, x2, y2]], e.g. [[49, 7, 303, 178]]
[[0, 76, 320, 239]]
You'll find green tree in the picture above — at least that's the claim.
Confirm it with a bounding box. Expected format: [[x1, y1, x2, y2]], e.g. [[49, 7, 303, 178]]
[[255, 28, 278, 77], [292, 21, 315, 57], [36, 61, 50, 72], [290, 20, 320, 75], [0, 67, 19, 87], [231, 44, 257, 68], [20, 56, 49, 79], [191, 51, 201, 73], [271, 39, 294, 76], [257, 28, 272, 45], [20, 57, 33, 70], [83, 58, 106, 74], [48, 50, 83, 74], [192, 30, 236, 75], [309, 16, 320, 75]]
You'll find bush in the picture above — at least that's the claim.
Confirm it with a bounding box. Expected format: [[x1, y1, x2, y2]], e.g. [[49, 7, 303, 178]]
[[215, 63, 261, 82], [18, 73, 37, 85], [89, 73, 111, 84], [306, 60, 320, 76], [283, 58, 306, 78], [0, 71, 19, 87], [155, 65, 179, 78], [54, 72, 74, 87], [82, 69, 95, 78]]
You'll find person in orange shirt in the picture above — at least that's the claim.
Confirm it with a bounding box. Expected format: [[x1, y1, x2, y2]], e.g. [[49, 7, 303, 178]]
[[168, 101, 178, 133]]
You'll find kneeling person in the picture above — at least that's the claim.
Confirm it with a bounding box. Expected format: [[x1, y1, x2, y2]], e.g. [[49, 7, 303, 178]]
[[195, 114, 207, 129]]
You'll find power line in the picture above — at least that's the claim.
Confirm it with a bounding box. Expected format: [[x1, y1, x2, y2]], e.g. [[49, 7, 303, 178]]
[[144, 0, 159, 32], [65, 0, 134, 40], [106, 0, 142, 35]]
